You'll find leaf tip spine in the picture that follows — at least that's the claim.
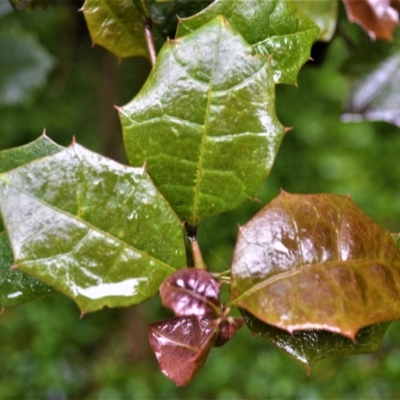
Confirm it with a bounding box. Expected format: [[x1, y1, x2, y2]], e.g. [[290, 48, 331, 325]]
[[141, 161, 147, 173], [284, 127, 293, 133], [80, 311, 85, 319], [42, 128, 47, 137], [9, 264, 19, 271], [71, 136, 77, 146]]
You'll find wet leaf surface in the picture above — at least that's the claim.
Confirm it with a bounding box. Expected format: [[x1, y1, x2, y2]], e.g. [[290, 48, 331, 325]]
[[82, 0, 148, 59], [230, 191, 400, 339], [0, 136, 61, 307], [0, 143, 186, 312], [121, 17, 285, 224], [293, 0, 338, 42], [242, 309, 390, 368], [176, 0, 319, 85], [342, 0, 399, 41], [148, 316, 217, 386], [160, 268, 221, 317]]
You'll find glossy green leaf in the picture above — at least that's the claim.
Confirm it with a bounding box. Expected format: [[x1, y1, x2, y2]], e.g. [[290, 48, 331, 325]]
[[9, 0, 48, 11], [132, 0, 213, 38], [82, 0, 148, 59], [0, 143, 186, 313], [121, 17, 285, 224], [0, 26, 54, 106], [293, 0, 338, 42], [230, 191, 400, 339], [0, 135, 62, 307], [242, 309, 390, 368], [176, 0, 320, 84]]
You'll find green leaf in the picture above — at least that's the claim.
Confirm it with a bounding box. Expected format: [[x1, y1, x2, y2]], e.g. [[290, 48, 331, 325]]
[[0, 143, 186, 313], [0, 135, 62, 307], [292, 0, 338, 42], [0, 26, 54, 106], [9, 0, 48, 12], [176, 0, 320, 85], [241, 309, 390, 368], [132, 0, 213, 38], [82, 0, 148, 59], [121, 17, 285, 224], [230, 191, 400, 339]]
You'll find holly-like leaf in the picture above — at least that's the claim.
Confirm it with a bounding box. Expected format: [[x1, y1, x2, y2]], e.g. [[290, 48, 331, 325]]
[[242, 309, 390, 368], [0, 27, 54, 106], [342, 0, 399, 41], [148, 316, 217, 386], [176, 0, 319, 85], [120, 17, 285, 224], [82, 0, 148, 59], [0, 143, 186, 313], [293, 0, 338, 42], [0, 135, 62, 307], [230, 191, 400, 339], [160, 268, 221, 317]]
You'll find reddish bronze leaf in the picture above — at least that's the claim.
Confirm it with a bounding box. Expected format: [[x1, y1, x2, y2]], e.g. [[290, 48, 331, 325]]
[[148, 316, 217, 386], [214, 317, 245, 347], [230, 192, 400, 339], [159, 268, 221, 317], [342, 0, 399, 41]]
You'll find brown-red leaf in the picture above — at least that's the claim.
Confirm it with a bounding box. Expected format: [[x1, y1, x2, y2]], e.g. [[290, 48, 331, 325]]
[[342, 0, 399, 41], [214, 317, 245, 347], [148, 316, 217, 386], [230, 192, 400, 339], [159, 268, 221, 317]]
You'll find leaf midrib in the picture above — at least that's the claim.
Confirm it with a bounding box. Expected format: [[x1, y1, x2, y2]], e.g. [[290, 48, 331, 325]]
[[229, 258, 400, 305]]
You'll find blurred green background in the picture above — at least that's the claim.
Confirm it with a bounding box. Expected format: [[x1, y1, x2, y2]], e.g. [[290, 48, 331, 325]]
[[2, 1, 400, 399]]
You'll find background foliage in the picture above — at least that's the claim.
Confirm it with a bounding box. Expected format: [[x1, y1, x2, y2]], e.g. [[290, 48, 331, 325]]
[[1, 1, 400, 398]]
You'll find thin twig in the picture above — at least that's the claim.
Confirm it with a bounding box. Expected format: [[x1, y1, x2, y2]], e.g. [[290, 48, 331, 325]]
[[142, 16, 156, 67], [189, 237, 207, 270], [185, 223, 207, 270]]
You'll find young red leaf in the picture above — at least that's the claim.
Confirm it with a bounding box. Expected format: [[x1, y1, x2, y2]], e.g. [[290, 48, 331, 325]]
[[159, 268, 221, 317], [148, 316, 217, 386], [342, 0, 399, 40], [214, 317, 245, 347]]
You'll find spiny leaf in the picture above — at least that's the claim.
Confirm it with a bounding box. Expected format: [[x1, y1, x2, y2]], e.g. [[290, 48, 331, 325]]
[[0, 143, 186, 313], [0, 135, 61, 307], [121, 16, 285, 224], [242, 309, 390, 368], [230, 191, 400, 339], [176, 0, 320, 84], [82, 0, 148, 59], [160, 268, 221, 317], [148, 316, 217, 386], [342, 0, 399, 41], [292, 0, 338, 42]]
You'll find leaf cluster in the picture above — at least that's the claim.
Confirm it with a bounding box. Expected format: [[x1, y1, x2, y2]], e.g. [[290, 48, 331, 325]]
[[2, 0, 400, 387]]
